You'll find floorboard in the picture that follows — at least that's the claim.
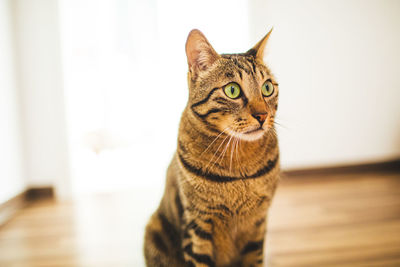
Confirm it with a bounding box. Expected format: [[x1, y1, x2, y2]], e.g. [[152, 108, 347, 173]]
[[0, 171, 399, 266]]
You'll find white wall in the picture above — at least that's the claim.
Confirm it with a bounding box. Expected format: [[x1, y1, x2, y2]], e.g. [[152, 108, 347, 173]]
[[58, 0, 251, 194], [250, 0, 400, 169], [0, 0, 26, 203], [13, 0, 71, 196], [2, 0, 399, 201]]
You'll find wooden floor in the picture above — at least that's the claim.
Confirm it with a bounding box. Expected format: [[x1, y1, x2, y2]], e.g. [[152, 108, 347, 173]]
[[0, 171, 399, 267]]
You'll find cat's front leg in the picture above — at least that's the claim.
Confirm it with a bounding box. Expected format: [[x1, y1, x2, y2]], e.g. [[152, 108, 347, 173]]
[[239, 218, 267, 267], [240, 239, 265, 267], [182, 213, 215, 267]]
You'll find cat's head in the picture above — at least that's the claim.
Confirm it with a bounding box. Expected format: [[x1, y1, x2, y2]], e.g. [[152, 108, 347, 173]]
[[185, 29, 278, 142]]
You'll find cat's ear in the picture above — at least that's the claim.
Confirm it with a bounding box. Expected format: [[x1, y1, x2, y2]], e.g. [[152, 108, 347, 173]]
[[246, 28, 273, 61], [186, 29, 219, 72]]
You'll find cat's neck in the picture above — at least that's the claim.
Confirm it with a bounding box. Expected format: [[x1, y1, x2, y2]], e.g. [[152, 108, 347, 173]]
[[177, 109, 278, 178]]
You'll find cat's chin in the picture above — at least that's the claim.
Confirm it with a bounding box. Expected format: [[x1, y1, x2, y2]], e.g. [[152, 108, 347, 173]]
[[227, 128, 265, 142]]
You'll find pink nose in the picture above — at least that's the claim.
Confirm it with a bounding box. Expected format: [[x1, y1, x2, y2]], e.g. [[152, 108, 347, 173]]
[[252, 113, 267, 125]]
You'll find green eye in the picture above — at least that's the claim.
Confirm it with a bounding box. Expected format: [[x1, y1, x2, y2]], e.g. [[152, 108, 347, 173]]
[[262, 81, 274, 97], [224, 83, 241, 99]]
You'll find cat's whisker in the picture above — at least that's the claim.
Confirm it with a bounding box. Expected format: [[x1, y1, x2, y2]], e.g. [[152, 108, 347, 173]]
[[267, 127, 276, 141], [272, 127, 278, 139], [273, 119, 289, 130], [234, 137, 241, 175], [200, 126, 230, 157], [204, 133, 230, 172], [224, 135, 234, 161], [205, 139, 228, 172], [213, 134, 233, 171], [229, 137, 236, 174], [239, 138, 244, 176], [234, 137, 240, 175], [201, 126, 231, 172], [234, 138, 239, 169]]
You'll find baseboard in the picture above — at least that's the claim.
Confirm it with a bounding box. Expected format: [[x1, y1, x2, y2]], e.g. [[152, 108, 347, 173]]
[[26, 187, 54, 201], [283, 158, 400, 177], [0, 187, 54, 227]]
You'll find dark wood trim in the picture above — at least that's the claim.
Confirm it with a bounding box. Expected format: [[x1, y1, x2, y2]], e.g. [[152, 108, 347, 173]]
[[26, 187, 54, 201], [0, 187, 54, 227], [283, 158, 400, 178]]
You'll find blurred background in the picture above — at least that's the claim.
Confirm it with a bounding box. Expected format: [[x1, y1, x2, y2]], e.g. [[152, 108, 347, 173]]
[[0, 0, 399, 266]]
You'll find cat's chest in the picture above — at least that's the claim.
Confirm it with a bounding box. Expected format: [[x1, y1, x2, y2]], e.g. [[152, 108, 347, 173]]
[[207, 178, 274, 217]]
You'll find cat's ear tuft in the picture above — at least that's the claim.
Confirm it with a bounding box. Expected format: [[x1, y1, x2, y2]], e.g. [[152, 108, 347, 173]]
[[247, 28, 273, 61], [185, 29, 219, 72]]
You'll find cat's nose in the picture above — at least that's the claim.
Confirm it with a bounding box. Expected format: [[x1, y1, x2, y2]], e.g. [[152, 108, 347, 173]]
[[252, 113, 267, 125]]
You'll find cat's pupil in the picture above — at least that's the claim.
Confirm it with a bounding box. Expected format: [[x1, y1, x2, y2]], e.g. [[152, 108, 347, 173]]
[[230, 87, 235, 94]]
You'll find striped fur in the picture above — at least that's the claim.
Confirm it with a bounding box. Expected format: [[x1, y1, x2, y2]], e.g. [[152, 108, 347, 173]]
[[144, 29, 280, 267]]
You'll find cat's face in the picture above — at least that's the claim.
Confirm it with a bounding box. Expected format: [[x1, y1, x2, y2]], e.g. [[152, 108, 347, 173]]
[[186, 30, 278, 141]]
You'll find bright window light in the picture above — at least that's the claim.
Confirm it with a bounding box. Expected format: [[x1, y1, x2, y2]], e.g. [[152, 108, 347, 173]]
[[59, 0, 249, 195]]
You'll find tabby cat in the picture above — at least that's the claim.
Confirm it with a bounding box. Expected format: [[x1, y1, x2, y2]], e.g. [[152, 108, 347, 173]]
[[144, 29, 280, 267]]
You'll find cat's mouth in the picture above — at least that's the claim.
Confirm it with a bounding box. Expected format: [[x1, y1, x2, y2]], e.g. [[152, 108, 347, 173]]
[[244, 127, 263, 134], [227, 126, 265, 141]]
